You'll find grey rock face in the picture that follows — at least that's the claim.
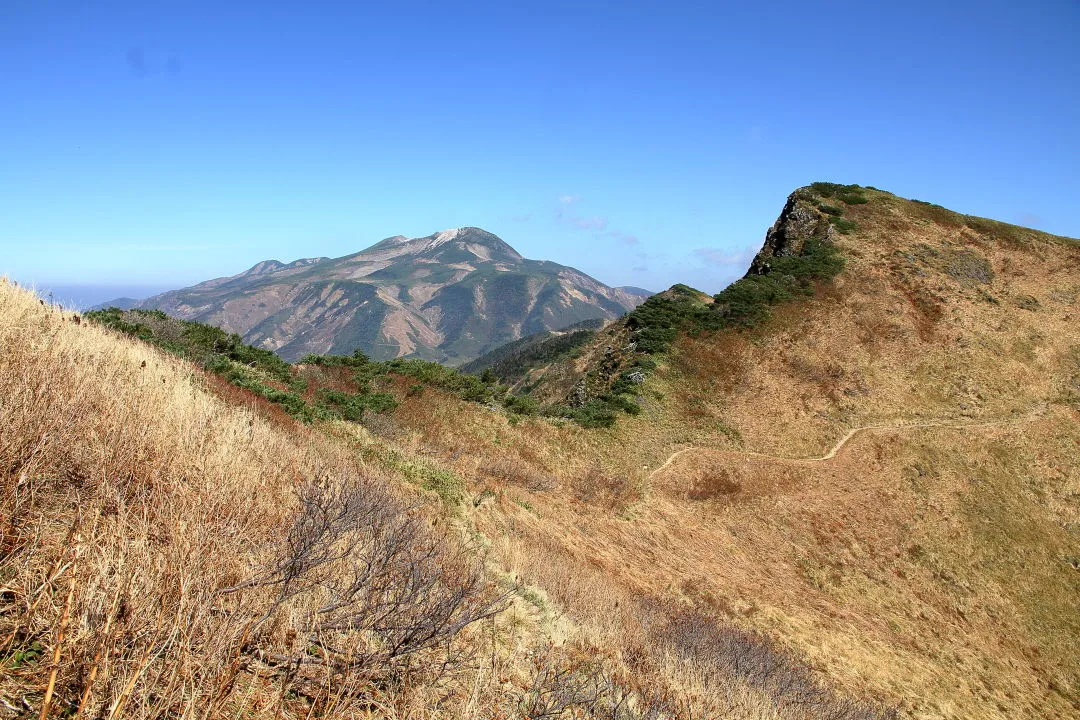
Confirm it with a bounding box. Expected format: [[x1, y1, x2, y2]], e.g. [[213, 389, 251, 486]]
[[571, 378, 588, 407], [748, 194, 830, 276]]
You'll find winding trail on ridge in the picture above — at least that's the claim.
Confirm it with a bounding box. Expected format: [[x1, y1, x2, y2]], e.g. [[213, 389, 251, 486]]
[[648, 404, 1049, 482]]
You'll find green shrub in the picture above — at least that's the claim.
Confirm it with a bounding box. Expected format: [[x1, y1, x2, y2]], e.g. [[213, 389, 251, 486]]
[[317, 388, 398, 421], [831, 218, 858, 235], [87, 308, 292, 385], [808, 181, 868, 206], [819, 204, 844, 216], [569, 401, 618, 429], [626, 291, 724, 354], [299, 348, 371, 367], [712, 238, 845, 326], [503, 394, 540, 416], [462, 328, 598, 384], [604, 394, 642, 415], [625, 236, 845, 359], [634, 326, 679, 354], [384, 358, 496, 403]]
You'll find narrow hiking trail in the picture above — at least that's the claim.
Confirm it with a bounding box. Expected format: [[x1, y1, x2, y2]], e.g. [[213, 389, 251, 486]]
[[648, 404, 1049, 482]]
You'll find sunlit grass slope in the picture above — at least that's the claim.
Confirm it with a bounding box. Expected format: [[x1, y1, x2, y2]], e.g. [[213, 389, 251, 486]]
[[0, 277, 894, 719], [375, 186, 1080, 719]]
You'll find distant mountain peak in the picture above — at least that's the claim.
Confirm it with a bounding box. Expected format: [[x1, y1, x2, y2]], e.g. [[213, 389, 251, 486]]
[[364, 227, 524, 264], [241, 259, 286, 276], [432, 228, 462, 245], [133, 227, 644, 365]]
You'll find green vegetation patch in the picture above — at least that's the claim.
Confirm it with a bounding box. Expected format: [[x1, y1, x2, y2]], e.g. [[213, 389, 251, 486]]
[[87, 308, 292, 383], [383, 357, 500, 403], [298, 348, 371, 368], [714, 239, 845, 326], [86, 309, 399, 424], [316, 388, 398, 421], [626, 240, 845, 356], [808, 181, 868, 205], [626, 284, 726, 354], [460, 322, 601, 385], [831, 217, 858, 235]]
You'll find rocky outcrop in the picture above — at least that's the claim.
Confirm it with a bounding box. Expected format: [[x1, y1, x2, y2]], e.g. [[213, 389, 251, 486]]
[[747, 193, 832, 276]]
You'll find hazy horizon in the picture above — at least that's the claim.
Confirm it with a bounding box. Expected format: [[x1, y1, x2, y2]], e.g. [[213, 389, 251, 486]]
[[15, 282, 180, 311]]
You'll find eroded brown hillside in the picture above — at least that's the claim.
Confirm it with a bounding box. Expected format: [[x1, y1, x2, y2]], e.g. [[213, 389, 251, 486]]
[[377, 187, 1080, 719]]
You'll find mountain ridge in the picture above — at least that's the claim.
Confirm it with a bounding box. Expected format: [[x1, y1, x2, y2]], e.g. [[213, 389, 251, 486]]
[[8, 184, 1079, 719], [122, 228, 649, 365]]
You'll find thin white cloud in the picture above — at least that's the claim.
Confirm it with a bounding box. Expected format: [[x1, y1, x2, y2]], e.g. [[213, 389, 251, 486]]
[[572, 216, 609, 231], [554, 193, 642, 249], [693, 246, 757, 267], [601, 230, 639, 246]]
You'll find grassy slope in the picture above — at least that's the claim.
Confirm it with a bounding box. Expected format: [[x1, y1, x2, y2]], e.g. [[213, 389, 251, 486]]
[[2, 280, 878, 719], [4, 185, 1075, 719], [375, 187, 1080, 719], [0, 283, 540, 719]]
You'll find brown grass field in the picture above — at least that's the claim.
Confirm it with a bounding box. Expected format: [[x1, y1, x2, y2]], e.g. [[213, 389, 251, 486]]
[[2, 188, 1078, 719], [376, 191, 1080, 719]]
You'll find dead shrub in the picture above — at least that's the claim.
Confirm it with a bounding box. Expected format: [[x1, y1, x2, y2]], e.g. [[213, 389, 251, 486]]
[[225, 473, 510, 692], [672, 333, 750, 394], [520, 645, 671, 720], [360, 410, 401, 439], [0, 283, 507, 718], [945, 249, 994, 285]]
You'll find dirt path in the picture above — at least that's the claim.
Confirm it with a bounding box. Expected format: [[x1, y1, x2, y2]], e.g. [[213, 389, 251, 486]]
[[648, 405, 1048, 481]]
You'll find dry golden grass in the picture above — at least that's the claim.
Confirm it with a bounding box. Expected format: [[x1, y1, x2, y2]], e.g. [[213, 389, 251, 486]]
[[0, 280, 521, 719], [4, 190, 1074, 719], [378, 193, 1080, 719], [1, 279, 847, 720]]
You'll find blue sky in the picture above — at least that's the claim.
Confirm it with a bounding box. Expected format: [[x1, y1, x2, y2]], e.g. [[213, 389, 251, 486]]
[[2, 1, 1078, 306]]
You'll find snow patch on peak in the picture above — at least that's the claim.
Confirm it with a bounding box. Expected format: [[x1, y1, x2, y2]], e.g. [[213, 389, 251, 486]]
[[431, 228, 461, 247]]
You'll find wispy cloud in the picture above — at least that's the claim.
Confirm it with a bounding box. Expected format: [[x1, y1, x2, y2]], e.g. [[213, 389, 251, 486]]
[[572, 216, 609, 231], [501, 195, 625, 238], [555, 194, 641, 246], [693, 246, 757, 267], [601, 230, 639, 246]]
